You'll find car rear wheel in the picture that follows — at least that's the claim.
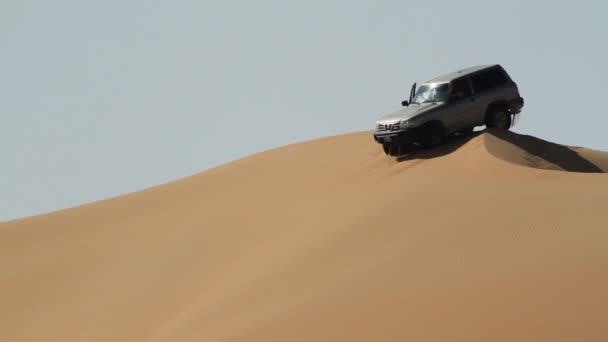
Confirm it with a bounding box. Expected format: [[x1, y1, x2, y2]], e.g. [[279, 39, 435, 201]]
[[486, 107, 512, 129]]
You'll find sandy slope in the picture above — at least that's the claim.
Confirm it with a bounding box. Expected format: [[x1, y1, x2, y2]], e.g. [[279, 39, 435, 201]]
[[1, 130, 608, 342]]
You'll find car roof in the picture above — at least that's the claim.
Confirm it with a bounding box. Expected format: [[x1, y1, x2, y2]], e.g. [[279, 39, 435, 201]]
[[422, 64, 499, 85]]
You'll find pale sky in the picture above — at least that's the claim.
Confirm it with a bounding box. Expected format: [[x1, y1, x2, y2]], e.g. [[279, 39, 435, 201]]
[[2, 0, 607, 221]]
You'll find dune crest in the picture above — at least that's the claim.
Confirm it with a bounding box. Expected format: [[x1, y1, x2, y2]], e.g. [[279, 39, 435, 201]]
[[1, 130, 608, 342]]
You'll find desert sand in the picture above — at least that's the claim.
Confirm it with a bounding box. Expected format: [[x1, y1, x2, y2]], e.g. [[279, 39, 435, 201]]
[[1, 129, 608, 341]]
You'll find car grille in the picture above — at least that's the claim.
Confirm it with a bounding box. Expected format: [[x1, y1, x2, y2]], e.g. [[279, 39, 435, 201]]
[[377, 122, 401, 133]]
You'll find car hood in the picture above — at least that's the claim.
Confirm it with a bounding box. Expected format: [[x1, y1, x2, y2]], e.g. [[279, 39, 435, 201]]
[[376, 102, 444, 123]]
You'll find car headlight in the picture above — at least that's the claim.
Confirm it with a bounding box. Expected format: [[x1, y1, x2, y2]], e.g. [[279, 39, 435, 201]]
[[400, 119, 412, 127], [402, 118, 421, 128]]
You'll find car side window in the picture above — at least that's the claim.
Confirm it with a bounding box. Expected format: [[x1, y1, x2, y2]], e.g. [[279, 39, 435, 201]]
[[448, 78, 473, 102], [471, 68, 508, 93]]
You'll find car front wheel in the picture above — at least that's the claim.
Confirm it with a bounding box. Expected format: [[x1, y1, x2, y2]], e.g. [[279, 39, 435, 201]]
[[382, 143, 402, 156], [421, 123, 446, 148]]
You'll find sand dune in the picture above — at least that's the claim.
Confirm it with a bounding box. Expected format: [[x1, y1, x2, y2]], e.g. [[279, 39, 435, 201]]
[[1, 130, 608, 342]]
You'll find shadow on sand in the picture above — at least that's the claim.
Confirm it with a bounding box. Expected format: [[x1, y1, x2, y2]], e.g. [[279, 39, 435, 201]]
[[395, 128, 605, 173], [486, 129, 605, 173]]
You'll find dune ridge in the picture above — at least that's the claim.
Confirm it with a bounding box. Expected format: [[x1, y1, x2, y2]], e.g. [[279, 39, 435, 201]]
[[1, 130, 608, 342]]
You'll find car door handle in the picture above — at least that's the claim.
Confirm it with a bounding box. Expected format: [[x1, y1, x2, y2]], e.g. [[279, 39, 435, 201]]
[[469, 98, 476, 102]]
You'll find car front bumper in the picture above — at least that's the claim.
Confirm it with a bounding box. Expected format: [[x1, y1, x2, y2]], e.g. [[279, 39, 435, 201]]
[[373, 127, 423, 145]]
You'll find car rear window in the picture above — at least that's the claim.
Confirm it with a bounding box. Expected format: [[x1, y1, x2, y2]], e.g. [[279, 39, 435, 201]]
[[471, 68, 508, 93]]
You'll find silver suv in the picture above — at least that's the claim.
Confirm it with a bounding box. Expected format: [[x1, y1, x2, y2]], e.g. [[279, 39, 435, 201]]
[[373, 64, 524, 155]]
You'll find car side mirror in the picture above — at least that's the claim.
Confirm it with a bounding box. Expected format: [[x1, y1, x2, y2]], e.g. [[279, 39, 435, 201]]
[[401, 100, 409, 107]]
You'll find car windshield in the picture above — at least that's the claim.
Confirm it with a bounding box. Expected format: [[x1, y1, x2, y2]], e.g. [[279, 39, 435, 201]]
[[412, 83, 449, 104]]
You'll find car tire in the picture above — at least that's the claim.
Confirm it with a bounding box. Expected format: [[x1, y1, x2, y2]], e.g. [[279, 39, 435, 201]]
[[421, 123, 446, 148], [382, 143, 390, 155], [485, 107, 512, 129], [383, 143, 402, 156]]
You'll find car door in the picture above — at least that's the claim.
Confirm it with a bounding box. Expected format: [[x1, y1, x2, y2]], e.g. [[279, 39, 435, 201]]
[[443, 77, 479, 132]]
